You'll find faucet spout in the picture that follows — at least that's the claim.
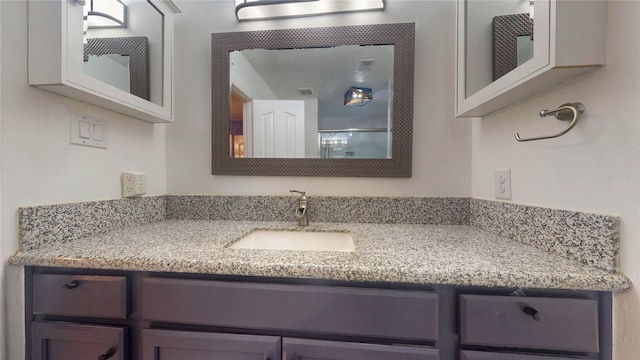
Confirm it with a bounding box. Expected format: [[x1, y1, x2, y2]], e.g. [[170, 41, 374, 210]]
[[290, 190, 309, 226]]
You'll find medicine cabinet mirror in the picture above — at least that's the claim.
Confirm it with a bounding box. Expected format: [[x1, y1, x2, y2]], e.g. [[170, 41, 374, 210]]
[[456, 0, 607, 118], [211, 23, 415, 177], [28, 0, 180, 123]]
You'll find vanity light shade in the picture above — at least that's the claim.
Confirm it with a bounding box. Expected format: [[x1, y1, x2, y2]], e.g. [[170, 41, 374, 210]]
[[86, 0, 127, 28], [235, 0, 384, 21], [344, 87, 372, 106]]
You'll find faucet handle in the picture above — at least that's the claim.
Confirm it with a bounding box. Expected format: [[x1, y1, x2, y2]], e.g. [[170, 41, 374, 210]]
[[290, 190, 306, 197]]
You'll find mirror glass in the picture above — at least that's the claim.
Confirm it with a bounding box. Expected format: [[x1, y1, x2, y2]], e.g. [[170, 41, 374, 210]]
[[229, 45, 394, 159], [82, 0, 164, 105], [464, 0, 534, 97], [211, 23, 415, 177]]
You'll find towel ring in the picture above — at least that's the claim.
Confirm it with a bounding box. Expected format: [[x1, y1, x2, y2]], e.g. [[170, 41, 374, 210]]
[[515, 102, 585, 142]]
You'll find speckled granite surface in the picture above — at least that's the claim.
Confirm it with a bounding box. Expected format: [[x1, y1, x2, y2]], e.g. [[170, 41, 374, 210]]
[[8, 220, 631, 291], [166, 195, 469, 224], [19, 196, 165, 251], [471, 199, 620, 273], [13, 196, 630, 292]]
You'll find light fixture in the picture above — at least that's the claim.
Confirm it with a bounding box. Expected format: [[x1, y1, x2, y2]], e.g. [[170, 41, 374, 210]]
[[344, 87, 372, 106], [84, 0, 127, 28], [235, 0, 385, 21], [529, 0, 534, 19]]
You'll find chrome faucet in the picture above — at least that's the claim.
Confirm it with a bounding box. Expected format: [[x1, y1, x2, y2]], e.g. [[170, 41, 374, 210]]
[[290, 190, 308, 226]]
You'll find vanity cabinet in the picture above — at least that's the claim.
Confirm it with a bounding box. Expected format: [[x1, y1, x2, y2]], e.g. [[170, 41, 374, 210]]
[[141, 278, 440, 359], [282, 338, 438, 360], [460, 294, 599, 353], [460, 350, 584, 360], [25, 267, 611, 360], [142, 330, 438, 360], [141, 277, 439, 342], [455, 0, 607, 117], [28, 272, 129, 360], [32, 274, 127, 319], [142, 329, 280, 360], [32, 322, 125, 360], [28, 0, 179, 123]]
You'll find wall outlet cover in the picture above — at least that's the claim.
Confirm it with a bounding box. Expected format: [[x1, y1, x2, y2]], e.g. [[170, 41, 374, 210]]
[[494, 169, 512, 200], [122, 171, 147, 198]]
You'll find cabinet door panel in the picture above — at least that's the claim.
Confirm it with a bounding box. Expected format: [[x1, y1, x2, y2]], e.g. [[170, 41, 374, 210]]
[[460, 295, 598, 352], [142, 329, 281, 360], [143, 278, 438, 342], [283, 338, 439, 360], [33, 274, 127, 319], [32, 322, 125, 360], [461, 350, 581, 360]]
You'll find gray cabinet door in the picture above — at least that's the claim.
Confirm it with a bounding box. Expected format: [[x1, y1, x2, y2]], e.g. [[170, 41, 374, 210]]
[[32, 322, 125, 360], [460, 350, 581, 360], [33, 274, 127, 319], [142, 329, 281, 360], [459, 294, 599, 353], [143, 278, 439, 342], [283, 338, 439, 360]]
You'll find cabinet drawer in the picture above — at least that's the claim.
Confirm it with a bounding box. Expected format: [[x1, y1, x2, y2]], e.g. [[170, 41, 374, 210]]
[[284, 338, 439, 360], [142, 329, 280, 360], [460, 350, 584, 360], [33, 274, 127, 319], [32, 321, 126, 360], [143, 278, 439, 342], [460, 295, 598, 353]]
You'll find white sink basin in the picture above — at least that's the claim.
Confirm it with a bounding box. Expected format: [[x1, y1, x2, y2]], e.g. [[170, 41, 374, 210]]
[[228, 229, 354, 252]]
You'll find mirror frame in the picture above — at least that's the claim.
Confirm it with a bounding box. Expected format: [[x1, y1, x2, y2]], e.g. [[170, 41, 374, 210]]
[[211, 23, 415, 177], [84, 36, 150, 101], [492, 13, 534, 81]]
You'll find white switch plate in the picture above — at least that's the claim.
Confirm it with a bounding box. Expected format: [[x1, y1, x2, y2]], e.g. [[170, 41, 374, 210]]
[[494, 169, 512, 200], [122, 171, 147, 198], [70, 113, 108, 148]]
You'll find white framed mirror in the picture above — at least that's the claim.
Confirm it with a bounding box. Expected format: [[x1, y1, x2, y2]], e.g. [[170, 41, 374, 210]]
[[455, 0, 606, 118], [28, 0, 180, 123]]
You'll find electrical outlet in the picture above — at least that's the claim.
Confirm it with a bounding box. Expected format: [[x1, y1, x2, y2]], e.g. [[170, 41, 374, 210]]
[[494, 169, 511, 200], [122, 171, 147, 198]]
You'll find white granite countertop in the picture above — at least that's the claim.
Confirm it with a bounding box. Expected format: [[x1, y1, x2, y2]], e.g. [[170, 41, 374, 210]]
[[8, 220, 632, 291]]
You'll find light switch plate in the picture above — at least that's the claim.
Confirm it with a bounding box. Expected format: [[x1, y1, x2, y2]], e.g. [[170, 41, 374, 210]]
[[70, 112, 108, 149]]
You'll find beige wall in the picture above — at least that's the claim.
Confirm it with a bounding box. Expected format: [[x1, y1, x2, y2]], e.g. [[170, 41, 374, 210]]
[[2, 0, 638, 358], [166, 0, 472, 197], [0, 0, 168, 358], [471, 1, 640, 357]]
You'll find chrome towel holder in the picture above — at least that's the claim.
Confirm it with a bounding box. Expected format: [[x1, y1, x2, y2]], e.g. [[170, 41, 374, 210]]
[[515, 102, 585, 142]]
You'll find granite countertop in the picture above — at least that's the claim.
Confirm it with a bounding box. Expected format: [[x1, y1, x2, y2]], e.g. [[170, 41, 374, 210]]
[[9, 219, 631, 291]]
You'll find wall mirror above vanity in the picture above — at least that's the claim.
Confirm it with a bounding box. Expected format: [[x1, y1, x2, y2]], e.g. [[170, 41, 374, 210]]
[[456, 0, 607, 118], [211, 23, 415, 177], [28, 0, 180, 123]]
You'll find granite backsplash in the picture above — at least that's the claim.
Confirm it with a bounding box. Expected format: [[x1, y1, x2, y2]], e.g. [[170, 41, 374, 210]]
[[17, 196, 620, 273]]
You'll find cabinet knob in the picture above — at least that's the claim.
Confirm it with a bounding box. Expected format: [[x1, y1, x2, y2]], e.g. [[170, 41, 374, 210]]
[[522, 306, 540, 321], [63, 280, 80, 289], [98, 346, 117, 360]]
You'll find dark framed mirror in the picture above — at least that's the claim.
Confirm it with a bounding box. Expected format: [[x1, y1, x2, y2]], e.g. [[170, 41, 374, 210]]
[[211, 23, 415, 177], [84, 36, 150, 101], [492, 13, 534, 81]]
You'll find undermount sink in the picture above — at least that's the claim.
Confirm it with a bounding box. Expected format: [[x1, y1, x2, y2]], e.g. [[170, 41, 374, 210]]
[[228, 229, 354, 252]]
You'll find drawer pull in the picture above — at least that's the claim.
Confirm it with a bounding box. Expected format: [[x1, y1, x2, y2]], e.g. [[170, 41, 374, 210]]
[[522, 306, 540, 321], [63, 280, 80, 289], [98, 346, 117, 360]]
